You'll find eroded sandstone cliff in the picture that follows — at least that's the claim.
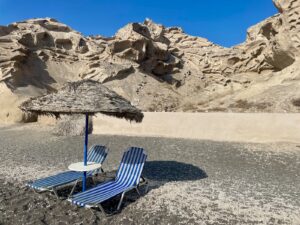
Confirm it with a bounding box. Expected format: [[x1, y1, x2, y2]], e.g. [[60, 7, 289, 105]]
[[0, 0, 299, 122]]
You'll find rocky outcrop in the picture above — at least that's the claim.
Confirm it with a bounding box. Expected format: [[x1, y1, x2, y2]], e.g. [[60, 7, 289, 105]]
[[0, 0, 300, 122], [110, 21, 181, 76]]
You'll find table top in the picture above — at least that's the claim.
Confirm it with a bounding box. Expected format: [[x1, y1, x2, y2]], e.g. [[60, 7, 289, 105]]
[[68, 162, 102, 172]]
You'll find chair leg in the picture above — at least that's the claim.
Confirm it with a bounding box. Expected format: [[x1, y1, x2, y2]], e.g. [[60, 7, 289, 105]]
[[69, 180, 79, 197], [139, 176, 149, 194], [97, 204, 113, 216], [135, 187, 141, 196], [117, 192, 126, 211], [91, 176, 96, 185], [52, 188, 59, 199], [98, 204, 106, 215], [144, 182, 149, 194], [95, 168, 104, 176]]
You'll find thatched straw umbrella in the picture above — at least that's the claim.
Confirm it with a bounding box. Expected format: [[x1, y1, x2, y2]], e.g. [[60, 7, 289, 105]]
[[20, 79, 143, 191]]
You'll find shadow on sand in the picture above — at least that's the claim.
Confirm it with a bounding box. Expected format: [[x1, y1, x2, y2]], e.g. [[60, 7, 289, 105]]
[[143, 160, 208, 183]]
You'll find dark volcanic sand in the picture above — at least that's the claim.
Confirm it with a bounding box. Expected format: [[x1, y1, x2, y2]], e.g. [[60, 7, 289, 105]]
[[0, 124, 299, 225]]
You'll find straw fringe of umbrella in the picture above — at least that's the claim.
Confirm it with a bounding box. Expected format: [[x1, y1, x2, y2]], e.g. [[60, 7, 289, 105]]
[[19, 79, 143, 123]]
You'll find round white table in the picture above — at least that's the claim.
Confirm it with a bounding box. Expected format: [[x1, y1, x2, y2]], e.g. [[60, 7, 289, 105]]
[[68, 162, 102, 172]]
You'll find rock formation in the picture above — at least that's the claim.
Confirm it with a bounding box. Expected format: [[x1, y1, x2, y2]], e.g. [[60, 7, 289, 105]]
[[0, 0, 300, 122]]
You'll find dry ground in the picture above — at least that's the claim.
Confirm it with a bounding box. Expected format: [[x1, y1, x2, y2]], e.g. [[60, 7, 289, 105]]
[[0, 124, 299, 225]]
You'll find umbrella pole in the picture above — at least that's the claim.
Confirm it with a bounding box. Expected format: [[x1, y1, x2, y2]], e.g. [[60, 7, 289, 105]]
[[83, 113, 89, 192]]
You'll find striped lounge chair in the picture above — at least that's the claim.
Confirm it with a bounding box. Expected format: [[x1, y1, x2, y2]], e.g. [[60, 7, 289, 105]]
[[27, 145, 109, 198], [70, 147, 148, 215]]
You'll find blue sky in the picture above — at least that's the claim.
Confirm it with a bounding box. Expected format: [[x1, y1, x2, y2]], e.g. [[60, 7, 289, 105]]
[[0, 0, 278, 47]]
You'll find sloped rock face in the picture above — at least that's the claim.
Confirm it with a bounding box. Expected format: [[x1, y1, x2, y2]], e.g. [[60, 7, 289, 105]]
[[0, 0, 300, 122], [274, 0, 300, 56]]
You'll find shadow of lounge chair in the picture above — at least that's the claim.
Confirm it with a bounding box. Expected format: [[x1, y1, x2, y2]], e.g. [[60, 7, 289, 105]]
[[143, 160, 208, 183]]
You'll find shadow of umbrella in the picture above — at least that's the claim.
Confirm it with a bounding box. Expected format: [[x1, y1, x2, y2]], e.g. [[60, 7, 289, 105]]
[[142, 160, 208, 189]]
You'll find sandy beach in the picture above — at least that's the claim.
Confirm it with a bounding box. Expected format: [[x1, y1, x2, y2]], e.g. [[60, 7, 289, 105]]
[[0, 123, 299, 225]]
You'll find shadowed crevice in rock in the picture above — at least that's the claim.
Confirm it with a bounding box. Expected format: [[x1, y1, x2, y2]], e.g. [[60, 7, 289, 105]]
[[4, 51, 56, 92]]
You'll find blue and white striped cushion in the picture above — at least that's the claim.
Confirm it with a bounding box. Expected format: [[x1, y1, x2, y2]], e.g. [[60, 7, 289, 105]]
[[27, 145, 108, 190], [27, 171, 83, 191], [72, 147, 147, 207], [87, 145, 108, 164], [87, 145, 108, 176]]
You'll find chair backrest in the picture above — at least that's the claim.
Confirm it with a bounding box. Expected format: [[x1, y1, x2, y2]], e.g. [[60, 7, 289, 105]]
[[87, 145, 108, 164], [115, 147, 147, 187]]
